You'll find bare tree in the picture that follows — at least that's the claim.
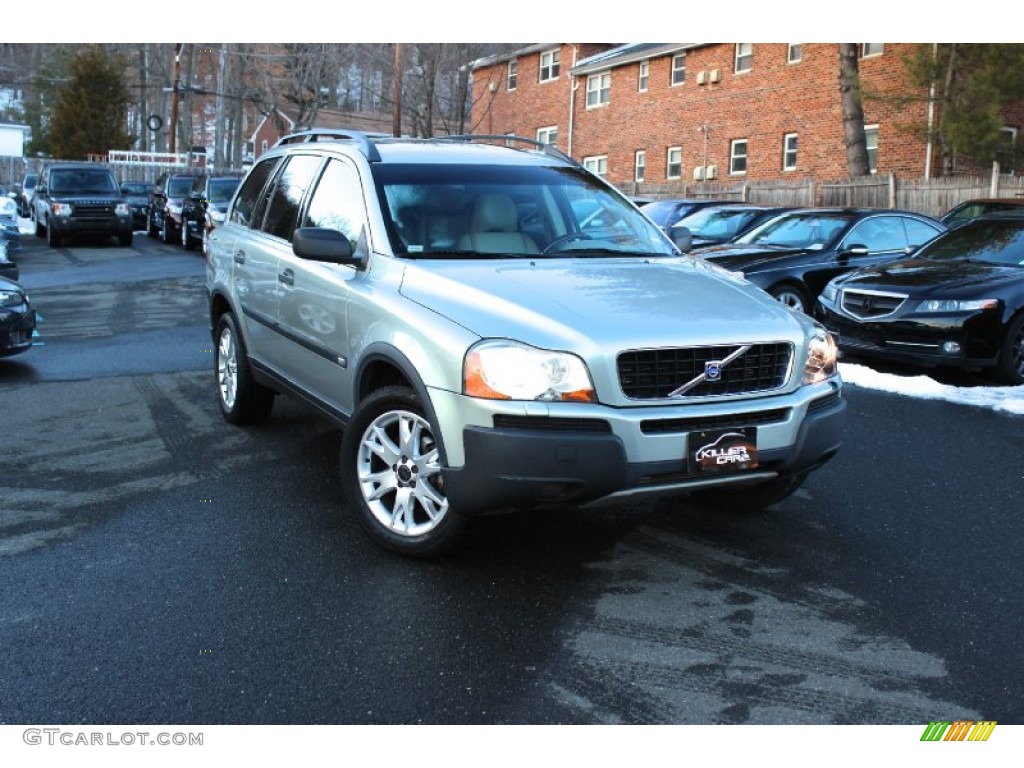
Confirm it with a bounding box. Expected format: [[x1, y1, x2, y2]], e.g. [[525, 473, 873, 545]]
[[839, 43, 871, 177]]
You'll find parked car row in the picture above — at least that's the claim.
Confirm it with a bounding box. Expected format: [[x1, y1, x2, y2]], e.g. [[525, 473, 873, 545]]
[[147, 171, 243, 253]]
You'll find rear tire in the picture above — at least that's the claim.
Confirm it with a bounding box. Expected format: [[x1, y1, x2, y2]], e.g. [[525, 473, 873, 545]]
[[340, 386, 466, 558], [214, 313, 275, 425], [768, 283, 811, 314], [691, 473, 808, 514], [119, 231, 133, 247]]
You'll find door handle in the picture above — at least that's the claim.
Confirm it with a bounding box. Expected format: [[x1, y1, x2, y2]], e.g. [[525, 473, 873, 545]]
[[278, 269, 294, 286], [233, 250, 246, 265]]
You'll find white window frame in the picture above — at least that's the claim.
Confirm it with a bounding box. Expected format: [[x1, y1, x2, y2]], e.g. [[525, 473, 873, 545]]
[[671, 53, 686, 86], [583, 155, 608, 178], [539, 48, 560, 83], [507, 59, 517, 91], [638, 60, 649, 92], [735, 44, 753, 73], [861, 44, 884, 58], [783, 133, 798, 171], [635, 150, 646, 183], [586, 71, 611, 109], [730, 139, 748, 175], [666, 146, 682, 180], [788, 44, 802, 64], [536, 126, 558, 147], [864, 125, 879, 174]]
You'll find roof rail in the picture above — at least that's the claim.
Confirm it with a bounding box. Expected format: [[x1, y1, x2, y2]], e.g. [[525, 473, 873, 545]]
[[435, 134, 582, 169], [274, 129, 383, 162]]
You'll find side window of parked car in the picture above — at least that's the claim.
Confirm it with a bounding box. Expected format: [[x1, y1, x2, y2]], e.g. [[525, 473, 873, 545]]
[[261, 154, 323, 241], [301, 158, 369, 254], [902, 217, 943, 249], [230, 158, 279, 227], [845, 216, 907, 253]]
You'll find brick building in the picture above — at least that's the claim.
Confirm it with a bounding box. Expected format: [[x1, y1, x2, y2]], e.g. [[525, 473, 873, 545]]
[[470, 43, 1019, 192]]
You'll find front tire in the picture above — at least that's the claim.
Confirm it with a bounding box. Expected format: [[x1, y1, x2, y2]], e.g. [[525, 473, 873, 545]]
[[147, 210, 158, 238], [995, 314, 1024, 385], [182, 217, 196, 250], [340, 386, 466, 557], [161, 216, 173, 244], [214, 313, 274, 425], [46, 218, 62, 248], [692, 472, 808, 514]]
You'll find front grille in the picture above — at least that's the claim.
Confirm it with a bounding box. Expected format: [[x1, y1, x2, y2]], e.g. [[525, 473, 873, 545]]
[[641, 407, 790, 434], [492, 415, 612, 433], [841, 289, 906, 319], [617, 343, 793, 399]]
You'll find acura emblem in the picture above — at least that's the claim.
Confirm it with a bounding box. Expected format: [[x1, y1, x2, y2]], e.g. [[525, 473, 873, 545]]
[[705, 361, 723, 381]]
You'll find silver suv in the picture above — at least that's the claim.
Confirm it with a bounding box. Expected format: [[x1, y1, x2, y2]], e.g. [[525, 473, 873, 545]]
[[205, 134, 846, 557]]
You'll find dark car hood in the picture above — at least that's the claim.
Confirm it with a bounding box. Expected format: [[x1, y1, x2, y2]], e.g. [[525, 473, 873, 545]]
[[696, 244, 812, 271], [839, 258, 1024, 295], [50, 191, 121, 202]]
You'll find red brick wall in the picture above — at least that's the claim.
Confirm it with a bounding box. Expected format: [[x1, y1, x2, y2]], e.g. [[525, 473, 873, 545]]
[[473, 43, 939, 187]]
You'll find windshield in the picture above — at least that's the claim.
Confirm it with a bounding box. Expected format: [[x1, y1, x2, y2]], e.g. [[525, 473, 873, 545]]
[[736, 212, 853, 250], [167, 178, 193, 197], [917, 218, 1024, 266], [374, 163, 677, 258], [49, 169, 117, 194], [121, 182, 149, 195], [677, 207, 768, 242], [208, 178, 241, 203]]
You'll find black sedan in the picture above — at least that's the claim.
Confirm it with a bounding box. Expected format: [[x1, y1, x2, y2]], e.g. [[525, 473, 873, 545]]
[[120, 181, 152, 230], [640, 198, 741, 228], [669, 204, 793, 249], [0, 275, 35, 358], [180, 174, 243, 252], [692, 208, 946, 313], [815, 213, 1024, 384]]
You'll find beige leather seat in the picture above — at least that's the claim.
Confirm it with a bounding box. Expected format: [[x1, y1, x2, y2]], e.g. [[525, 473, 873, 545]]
[[457, 193, 538, 254]]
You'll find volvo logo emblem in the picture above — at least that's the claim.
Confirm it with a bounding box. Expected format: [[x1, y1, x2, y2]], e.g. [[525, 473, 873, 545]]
[[705, 361, 723, 381]]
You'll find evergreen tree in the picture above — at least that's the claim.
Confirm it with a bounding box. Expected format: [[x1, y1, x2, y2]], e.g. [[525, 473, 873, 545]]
[[48, 46, 133, 159]]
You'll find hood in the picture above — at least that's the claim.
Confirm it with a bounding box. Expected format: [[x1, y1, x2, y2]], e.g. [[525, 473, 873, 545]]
[[398, 256, 811, 351], [695, 244, 811, 272], [840, 258, 1024, 296]]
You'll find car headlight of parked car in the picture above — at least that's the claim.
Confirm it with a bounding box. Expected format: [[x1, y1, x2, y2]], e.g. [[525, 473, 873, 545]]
[[911, 298, 998, 313], [167, 202, 183, 215], [464, 340, 596, 402], [820, 278, 842, 304], [802, 329, 838, 385], [0, 198, 17, 218], [52, 202, 73, 217], [0, 288, 26, 308], [115, 203, 131, 217]]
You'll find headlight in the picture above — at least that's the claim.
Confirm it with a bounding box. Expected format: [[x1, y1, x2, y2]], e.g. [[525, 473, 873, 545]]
[[0, 199, 16, 217], [912, 298, 997, 313], [820, 279, 840, 304], [115, 203, 131, 217], [0, 289, 25, 308], [802, 329, 838, 385], [52, 202, 73, 217], [464, 340, 596, 402], [167, 203, 183, 215], [209, 210, 227, 224]]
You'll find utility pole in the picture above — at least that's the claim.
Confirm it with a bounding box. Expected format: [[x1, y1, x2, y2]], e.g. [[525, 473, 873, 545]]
[[392, 43, 403, 137], [169, 43, 184, 154]]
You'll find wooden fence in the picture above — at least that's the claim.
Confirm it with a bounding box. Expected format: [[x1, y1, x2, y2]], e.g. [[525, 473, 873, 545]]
[[626, 165, 1024, 219]]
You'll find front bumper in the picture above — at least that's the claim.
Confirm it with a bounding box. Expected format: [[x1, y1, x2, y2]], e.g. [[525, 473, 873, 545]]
[[51, 215, 133, 238], [0, 306, 36, 357], [440, 384, 846, 515]]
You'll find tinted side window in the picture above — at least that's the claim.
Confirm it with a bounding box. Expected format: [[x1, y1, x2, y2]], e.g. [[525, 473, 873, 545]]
[[902, 217, 943, 249], [845, 216, 907, 252], [231, 158, 279, 227], [302, 158, 368, 253], [262, 154, 323, 241]]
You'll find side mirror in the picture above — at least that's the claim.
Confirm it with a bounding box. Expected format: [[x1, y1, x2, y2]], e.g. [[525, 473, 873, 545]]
[[838, 243, 869, 258], [669, 224, 693, 253], [292, 227, 361, 266]]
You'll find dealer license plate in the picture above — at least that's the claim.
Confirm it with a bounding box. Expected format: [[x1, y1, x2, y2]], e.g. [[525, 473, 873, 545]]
[[689, 427, 758, 474]]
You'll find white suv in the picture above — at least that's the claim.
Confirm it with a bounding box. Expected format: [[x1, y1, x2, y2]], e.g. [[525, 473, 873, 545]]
[[206, 133, 846, 557]]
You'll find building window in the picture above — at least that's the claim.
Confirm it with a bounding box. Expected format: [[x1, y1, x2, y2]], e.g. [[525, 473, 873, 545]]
[[507, 60, 517, 91], [586, 72, 611, 108], [730, 139, 748, 175], [540, 49, 560, 82], [783, 133, 798, 171], [864, 125, 879, 174], [536, 126, 558, 147], [667, 146, 682, 179], [635, 150, 646, 182], [788, 44, 802, 63], [861, 44, 884, 58], [735, 44, 753, 73], [671, 53, 686, 86], [638, 60, 649, 92], [998, 126, 1018, 173], [583, 155, 607, 178]]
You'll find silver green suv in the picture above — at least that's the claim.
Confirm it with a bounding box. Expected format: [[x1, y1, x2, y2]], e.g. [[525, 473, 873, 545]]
[[205, 133, 846, 557]]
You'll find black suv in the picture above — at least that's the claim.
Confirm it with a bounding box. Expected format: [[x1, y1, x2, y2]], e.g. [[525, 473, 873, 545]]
[[32, 164, 134, 248], [147, 172, 197, 243], [180, 173, 243, 251]]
